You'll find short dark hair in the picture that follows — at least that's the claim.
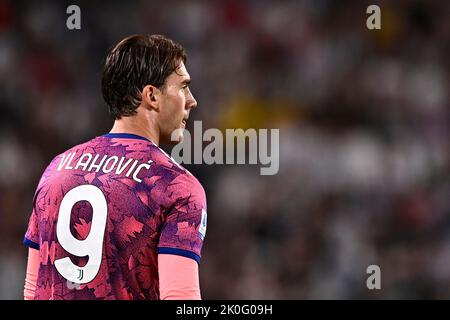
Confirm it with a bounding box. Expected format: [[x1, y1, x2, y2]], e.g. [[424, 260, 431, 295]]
[[102, 34, 187, 119]]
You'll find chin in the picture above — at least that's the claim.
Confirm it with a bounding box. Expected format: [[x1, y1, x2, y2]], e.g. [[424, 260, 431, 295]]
[[167, 128, 184, 144], [174, 133, 184, 143]]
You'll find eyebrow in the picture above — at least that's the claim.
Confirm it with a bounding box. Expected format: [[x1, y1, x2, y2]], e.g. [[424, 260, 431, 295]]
[[181, 78, 191, 85]]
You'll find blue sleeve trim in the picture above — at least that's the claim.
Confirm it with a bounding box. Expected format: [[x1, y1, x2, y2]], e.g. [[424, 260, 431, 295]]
[[23, 237, 39, 250], [157, 247, 201, 264]]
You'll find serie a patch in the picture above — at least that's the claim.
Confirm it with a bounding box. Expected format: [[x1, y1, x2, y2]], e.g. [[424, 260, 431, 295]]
[[198, 208, 207, 240]]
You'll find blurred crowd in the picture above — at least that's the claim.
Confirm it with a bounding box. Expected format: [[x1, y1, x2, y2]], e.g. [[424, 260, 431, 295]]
[[0, 0, 449, 299]]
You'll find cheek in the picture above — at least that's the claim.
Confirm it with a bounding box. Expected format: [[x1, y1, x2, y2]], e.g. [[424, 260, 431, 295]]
[[166, 92, 185, 112], [160, 96, 183, 128], [177, 92, 186, 109]]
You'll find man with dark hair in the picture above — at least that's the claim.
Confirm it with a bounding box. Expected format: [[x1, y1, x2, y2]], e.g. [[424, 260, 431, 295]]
[[23, 34, 207, 300]]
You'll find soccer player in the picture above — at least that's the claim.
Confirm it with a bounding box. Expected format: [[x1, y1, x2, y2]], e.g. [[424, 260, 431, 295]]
[[23, 34, 207, 300]]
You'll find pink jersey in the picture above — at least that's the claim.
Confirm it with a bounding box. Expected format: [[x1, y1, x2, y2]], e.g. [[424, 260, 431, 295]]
[[23, 133, 207, 300]]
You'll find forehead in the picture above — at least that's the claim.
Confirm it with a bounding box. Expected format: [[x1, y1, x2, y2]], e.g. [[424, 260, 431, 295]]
[[167, 61, 190, 83]]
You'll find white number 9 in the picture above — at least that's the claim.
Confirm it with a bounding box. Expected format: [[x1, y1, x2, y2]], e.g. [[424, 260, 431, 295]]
[[55, 184, 107, 284]]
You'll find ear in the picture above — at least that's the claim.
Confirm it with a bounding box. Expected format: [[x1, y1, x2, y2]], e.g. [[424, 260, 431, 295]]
[[142, 85, 160, 111]]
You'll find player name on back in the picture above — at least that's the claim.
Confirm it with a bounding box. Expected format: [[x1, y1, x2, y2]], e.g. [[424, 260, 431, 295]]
[[57, 152, 153, 183]]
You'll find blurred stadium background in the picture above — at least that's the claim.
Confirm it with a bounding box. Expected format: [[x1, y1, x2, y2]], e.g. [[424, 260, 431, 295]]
[[0, 0, 449, 299]]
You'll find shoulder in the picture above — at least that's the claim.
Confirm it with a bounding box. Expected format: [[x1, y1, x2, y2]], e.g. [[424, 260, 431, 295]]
[[148, 145, 206, 206], [36, 136, 102, 182], [43, 137, 98, 169]]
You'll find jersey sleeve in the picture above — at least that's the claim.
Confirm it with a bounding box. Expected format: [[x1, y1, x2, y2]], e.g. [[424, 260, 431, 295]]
[[157, 173, 207, 264], [23, 190, 40, 249], [23, 155, 60, 250]]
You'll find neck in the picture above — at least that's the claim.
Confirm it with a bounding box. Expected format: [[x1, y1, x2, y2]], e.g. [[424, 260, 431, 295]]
[[109, 111, 160, 146]]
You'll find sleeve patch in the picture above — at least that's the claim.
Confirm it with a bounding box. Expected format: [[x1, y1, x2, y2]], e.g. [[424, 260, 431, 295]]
[[198, 209, 207, 241]]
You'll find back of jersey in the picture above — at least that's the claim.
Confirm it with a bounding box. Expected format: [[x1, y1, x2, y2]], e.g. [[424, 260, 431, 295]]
[[24, 133, 207, 300]]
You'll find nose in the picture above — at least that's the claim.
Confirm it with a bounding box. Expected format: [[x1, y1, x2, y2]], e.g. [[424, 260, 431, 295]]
[[186, 88, 197, 110]]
